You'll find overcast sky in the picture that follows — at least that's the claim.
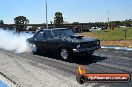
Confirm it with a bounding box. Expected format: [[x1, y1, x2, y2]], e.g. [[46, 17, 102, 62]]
[[0, 0, 132, 24]]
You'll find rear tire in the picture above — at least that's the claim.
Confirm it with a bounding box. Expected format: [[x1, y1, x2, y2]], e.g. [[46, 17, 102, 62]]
[[29, 43, 38, 54]]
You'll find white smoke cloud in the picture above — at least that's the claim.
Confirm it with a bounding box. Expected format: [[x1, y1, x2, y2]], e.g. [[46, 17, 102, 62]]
[[0, 28, 33, 53]]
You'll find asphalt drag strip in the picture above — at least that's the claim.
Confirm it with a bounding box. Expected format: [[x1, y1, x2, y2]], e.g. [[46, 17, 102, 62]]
[[0, 48, 131, 87]]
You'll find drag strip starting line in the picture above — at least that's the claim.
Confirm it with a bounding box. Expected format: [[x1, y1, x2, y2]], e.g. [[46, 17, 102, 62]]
[[101, 46, 132, 51]]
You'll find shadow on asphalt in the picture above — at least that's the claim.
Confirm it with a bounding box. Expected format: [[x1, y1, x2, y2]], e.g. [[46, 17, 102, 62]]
[[69, 55, 107, 65], [36, 52, 107, 65]]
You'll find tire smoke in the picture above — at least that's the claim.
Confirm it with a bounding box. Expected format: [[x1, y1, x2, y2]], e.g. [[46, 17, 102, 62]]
[[0, 28, 33, 53]]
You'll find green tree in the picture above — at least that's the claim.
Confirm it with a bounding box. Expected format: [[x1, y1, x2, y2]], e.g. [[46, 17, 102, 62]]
[[28, 26, 38, 31], [54, 12, 64, 27], [14, 16, 29, 33], [73, 22, 79, 24], [0, 20, 4, 24], [111, 21, 123, 27], [124, 19, 132, 27], [50, 21, 53, 24]]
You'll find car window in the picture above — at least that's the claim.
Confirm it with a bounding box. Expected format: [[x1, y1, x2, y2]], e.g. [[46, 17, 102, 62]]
[[43, 30, 53, 39], [52, 29, 75, 38], [35, 31, 44, 41]]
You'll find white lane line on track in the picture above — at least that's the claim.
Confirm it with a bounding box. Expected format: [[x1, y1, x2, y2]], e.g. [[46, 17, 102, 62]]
[[94, 53, 132, 61], [101, 46, 132, 51], [97, 62, 132, 72]]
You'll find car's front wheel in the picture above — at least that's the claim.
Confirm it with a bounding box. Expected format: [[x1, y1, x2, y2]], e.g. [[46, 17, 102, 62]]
[[59, 47, 71, 61]]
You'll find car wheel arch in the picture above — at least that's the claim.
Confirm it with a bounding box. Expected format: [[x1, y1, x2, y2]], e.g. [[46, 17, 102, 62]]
[[57, 45, 71, 52]]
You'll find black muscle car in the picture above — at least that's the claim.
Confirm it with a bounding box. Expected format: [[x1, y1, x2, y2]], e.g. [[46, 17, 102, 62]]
[[26, 28, 100, 60]]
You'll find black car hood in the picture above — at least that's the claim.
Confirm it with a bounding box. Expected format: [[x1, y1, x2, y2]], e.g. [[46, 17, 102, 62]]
[[69, 35, 84, 39], [66, 35, 98, 43]]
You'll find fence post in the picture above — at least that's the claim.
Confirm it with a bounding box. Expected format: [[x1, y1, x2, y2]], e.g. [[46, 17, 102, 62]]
[[124, 28, 127, 39]]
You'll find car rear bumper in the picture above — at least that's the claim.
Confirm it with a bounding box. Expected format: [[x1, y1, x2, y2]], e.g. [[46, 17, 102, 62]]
[[72, 46, 101, 53]]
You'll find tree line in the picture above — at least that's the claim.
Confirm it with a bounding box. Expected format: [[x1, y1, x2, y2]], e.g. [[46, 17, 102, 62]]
[[0, 12, 132, 32]]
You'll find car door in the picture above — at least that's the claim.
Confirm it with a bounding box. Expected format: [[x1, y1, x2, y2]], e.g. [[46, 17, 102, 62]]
[[34, 31, 45, 51], [42, 30, 55, 52]]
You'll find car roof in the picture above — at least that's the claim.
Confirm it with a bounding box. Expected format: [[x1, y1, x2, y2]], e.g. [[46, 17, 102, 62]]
[[42, 28, 69, 31], [36, 28, 70, 33]]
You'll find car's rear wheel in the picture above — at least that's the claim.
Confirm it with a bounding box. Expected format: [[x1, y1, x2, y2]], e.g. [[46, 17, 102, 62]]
[[29, 43, 38, 54], [59, 47, 71, 61]]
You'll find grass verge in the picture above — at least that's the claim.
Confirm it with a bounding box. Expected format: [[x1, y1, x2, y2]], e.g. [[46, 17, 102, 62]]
[[77, 27, 132, 47]]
